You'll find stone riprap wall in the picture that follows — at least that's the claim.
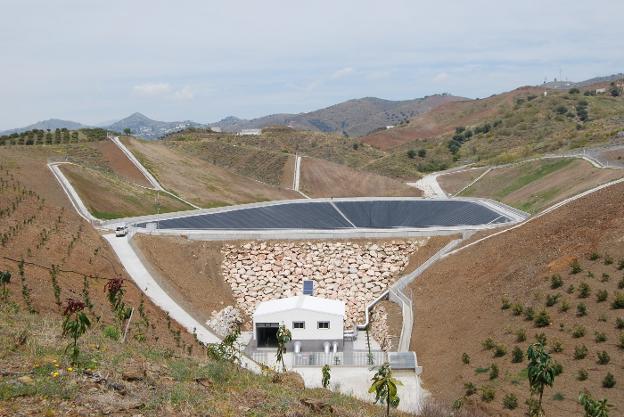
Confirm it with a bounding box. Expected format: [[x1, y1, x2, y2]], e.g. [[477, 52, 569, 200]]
[[221, 239, 426, 328]]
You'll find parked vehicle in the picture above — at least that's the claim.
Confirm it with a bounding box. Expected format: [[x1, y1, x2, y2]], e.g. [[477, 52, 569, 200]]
[[115, 224, 128, 237]]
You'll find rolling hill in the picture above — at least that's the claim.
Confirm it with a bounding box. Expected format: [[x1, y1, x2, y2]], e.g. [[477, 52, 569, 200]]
[[0, 118, 86, 135], [209, 94, 466, 137], [105, 112, 204, 139]]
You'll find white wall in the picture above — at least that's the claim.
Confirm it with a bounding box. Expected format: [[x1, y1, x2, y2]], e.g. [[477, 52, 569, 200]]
[[253, 308, 343, 341]]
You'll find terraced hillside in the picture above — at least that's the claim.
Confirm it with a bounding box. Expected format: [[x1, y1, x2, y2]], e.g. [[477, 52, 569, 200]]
[[456, 158, 623, 213], [409, 181, 624, 417]]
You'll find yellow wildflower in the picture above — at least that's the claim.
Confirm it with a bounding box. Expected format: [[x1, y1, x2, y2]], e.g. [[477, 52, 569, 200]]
[[51, 371, 60, 378]]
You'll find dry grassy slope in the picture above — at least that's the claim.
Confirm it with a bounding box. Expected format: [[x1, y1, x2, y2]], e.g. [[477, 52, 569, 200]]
[[0, 310, 412, 417], [409, 182, 624, 417], [360, 84, 624, 178], [0, 146, 199, 354], [60, 164, 190, 219], [299, 156, 421, 198], [457, 158, 624, 213], [121, 136, 300, 207]]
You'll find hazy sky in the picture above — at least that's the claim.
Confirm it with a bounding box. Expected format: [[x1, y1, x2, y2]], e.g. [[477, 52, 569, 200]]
[[1, 0, 622, 129]]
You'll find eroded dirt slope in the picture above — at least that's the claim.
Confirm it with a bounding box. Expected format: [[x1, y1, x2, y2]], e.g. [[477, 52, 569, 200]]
[[410, 181, 624, 416]]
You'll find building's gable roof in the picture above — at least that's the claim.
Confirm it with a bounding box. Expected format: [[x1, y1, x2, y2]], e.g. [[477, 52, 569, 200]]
[[253, 295, 345, 317]]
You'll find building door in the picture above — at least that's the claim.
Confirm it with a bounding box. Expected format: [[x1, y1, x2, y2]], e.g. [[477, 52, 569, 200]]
[[256, 323, 279, 347]]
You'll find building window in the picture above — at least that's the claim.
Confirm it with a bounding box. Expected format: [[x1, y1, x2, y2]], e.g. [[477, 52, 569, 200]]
[[317, 321, 330, 329], [293, 321, 305, 329]]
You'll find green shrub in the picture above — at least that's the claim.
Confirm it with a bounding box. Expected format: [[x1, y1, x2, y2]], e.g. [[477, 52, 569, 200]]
[[618, 332, 624, 349], [552, 392, 565, 401], [515, 329, 526, 343], [552, 362, 563, 376], [617, 317, 624, 329], [482, 338, 496, 350], [600, 273, 609, 282], [572, 325, 586, 338], [594, 332, 607, 343], [534, 310, 550, 327], [462, 352, 470, 364], [489, 364, 499, 380], [550, 274, 563, 289], [501, 297, 511, 310], [502, 393, 518, 410], [596, 290, 608, 302], [511, 346, 523, 363], [618, 278, 624, 289], [612, 292, 624, 309], [602, 372, 616, 388], [511, 303, 523, 316], [523, 306, 535, 321], [617, 258, 624, 270], [480, 385, 495, 402], [578, 282, 591, 298], [103, 325, 120, 340], [576, 303, 587, 317], [493, 344, 507, 357], [596, 351, 610, 365], [573, 345, 588, 360], [598, 313, 608, 322], [576, 369, 588, 381], [588, 252, 600, 261], [534, 333, 547, 345], [550, 340, 563, 353], [587, 271, 594, 278], [570, 259, 582, 274], [604, 255, 613, 265], [464, 382, 477, 396], [559, 300, 570, 312], [566, 284, 575, 294], [545, 293, 560, 307]]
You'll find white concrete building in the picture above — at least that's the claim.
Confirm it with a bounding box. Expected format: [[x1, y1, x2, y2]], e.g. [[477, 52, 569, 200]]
[[237, 128, 262, 136], [252, 295, 345, 353]]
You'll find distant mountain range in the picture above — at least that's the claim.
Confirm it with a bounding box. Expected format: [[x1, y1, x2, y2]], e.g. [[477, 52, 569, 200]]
[[0, 118, 86, 136], [208, 94, 465, 137], [3, 73, 620, 139]]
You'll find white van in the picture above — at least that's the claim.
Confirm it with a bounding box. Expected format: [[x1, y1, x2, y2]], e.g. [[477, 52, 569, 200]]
[[115, 224, 129, 237]]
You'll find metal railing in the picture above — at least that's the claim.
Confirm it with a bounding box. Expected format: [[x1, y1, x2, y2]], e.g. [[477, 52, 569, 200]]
[[293, 351, 386, 367]]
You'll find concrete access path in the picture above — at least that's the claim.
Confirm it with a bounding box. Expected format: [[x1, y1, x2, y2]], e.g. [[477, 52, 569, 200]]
[[48, 162, 101, 225], [103, 233, 262, 373]]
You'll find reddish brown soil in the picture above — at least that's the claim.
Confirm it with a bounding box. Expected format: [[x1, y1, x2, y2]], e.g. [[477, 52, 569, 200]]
[[361, 87, 545, 150], [0, 146, 200, 354], [437, 168, 489, 196], [132, 235, 237, 326], [280, 154, 296, 189], [598, 148, 624, 166], [409, 182, 624, 416], [300, 156, 422, 198], [94, 140, 151, 187]]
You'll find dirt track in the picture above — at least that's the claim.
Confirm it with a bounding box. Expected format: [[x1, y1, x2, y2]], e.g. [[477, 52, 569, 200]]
[[409, 181, 624, 416]]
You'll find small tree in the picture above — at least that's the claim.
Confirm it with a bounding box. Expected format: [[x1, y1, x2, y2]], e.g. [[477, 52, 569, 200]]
[[275, 324, 291, 372], [321, 364, 331, 388], [104, 278, 131, 326], [579, 392, 612, 417], [0, 271, 10, 302], [368, 362, 402, 417], [123, 128, 132, 135], [527, 343, 558, 417], [62, 298, 91, 365]]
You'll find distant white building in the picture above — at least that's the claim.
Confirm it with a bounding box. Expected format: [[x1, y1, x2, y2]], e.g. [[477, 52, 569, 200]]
[[252, 294, 345, 353], [210, 126, 222, 133], [596, 88, 607, 94], [237, 128, 262, 136], [386, 125, 395, 129]]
